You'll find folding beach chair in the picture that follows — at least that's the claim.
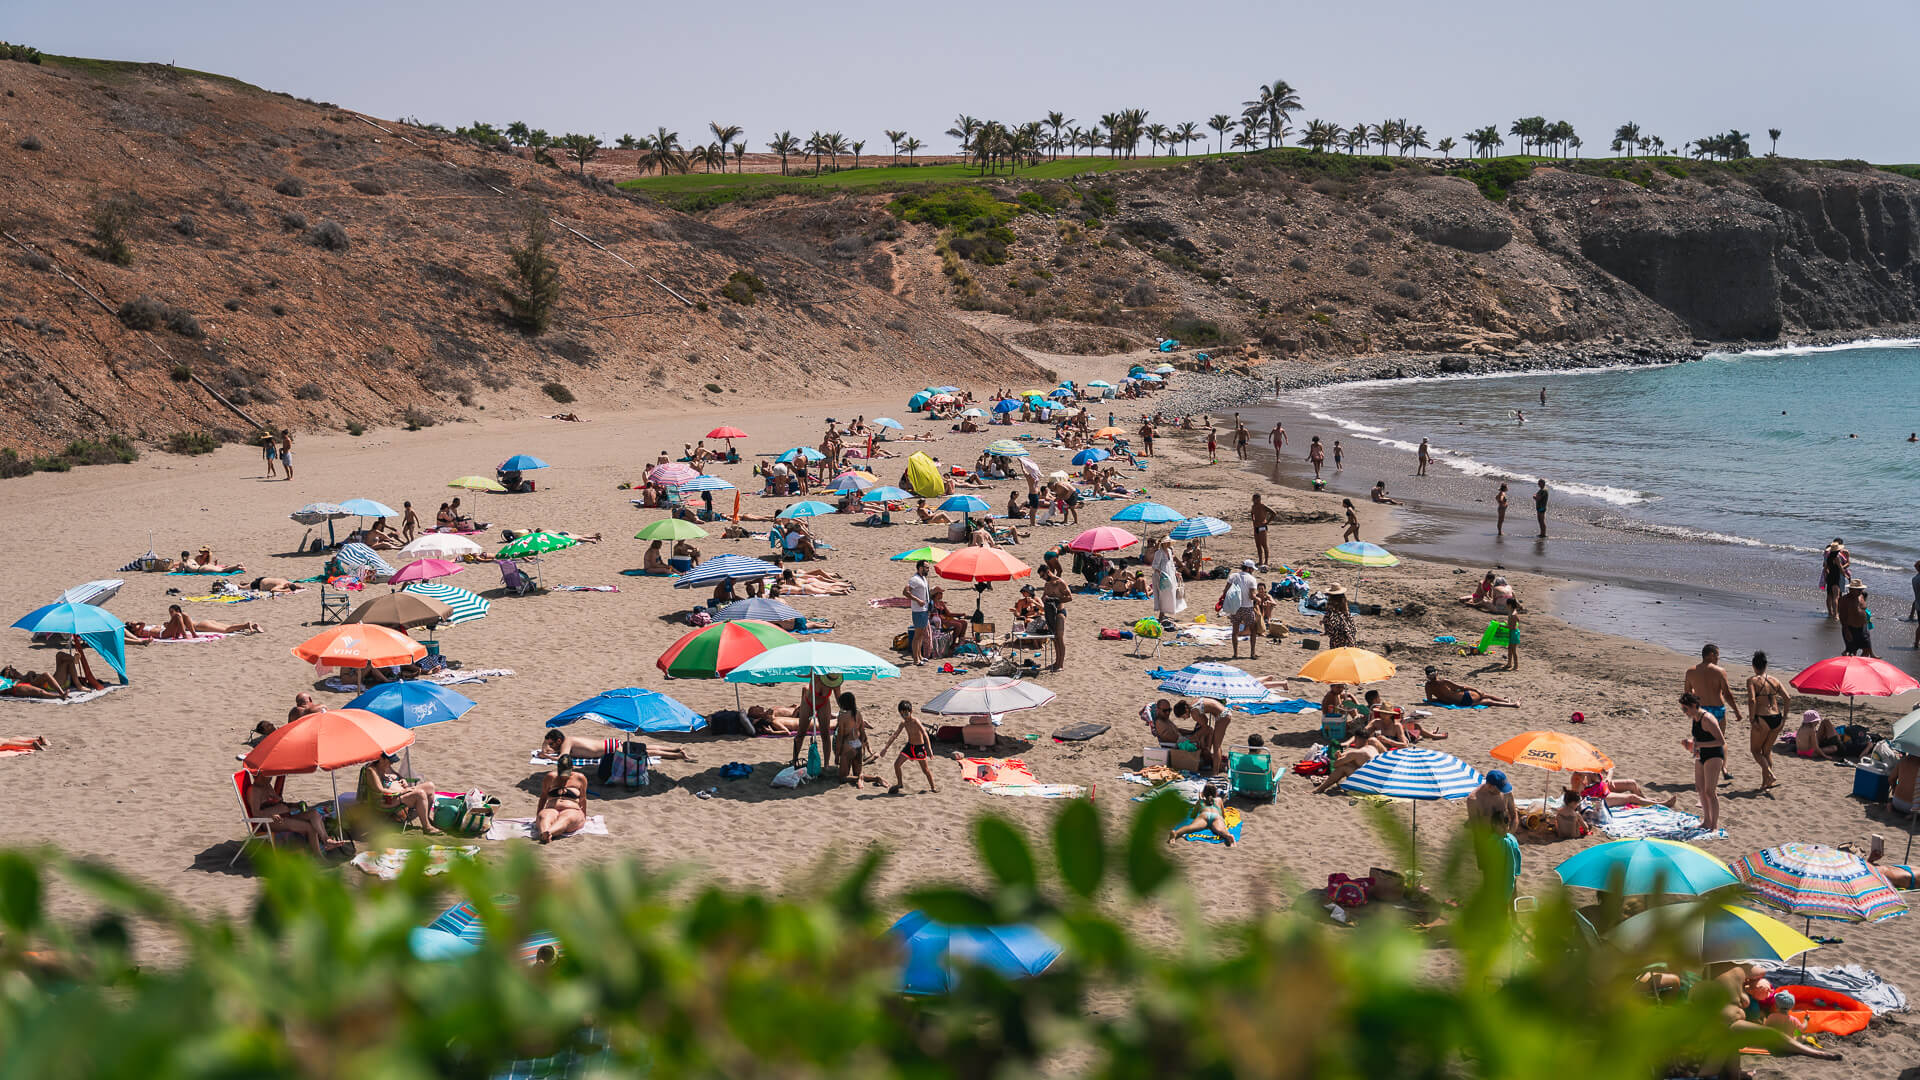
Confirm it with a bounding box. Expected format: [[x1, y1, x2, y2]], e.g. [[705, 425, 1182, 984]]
[[318, 585, 351, 625], [1228, 747, 1277, 802], [230, 770, 286, 866], [1129, 618, 1164, 658], [498, 559, 534, 597]]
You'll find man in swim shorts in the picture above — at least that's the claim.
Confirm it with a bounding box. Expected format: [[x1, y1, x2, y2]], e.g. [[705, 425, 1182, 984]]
[[1683, 643, 1742, 781], [1250, 494, 1272, 569], [1422, 666, 1519, 708]]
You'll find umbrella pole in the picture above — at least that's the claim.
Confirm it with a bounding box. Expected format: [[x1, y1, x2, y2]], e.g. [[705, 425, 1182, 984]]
[[1802, 916, 1811, 980]]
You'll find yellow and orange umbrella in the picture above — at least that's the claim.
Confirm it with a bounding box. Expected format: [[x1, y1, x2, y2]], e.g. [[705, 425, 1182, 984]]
[[1092, 426, 1126, 439]]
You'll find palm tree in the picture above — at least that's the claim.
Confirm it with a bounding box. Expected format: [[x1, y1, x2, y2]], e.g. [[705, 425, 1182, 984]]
[[638, 127, 688, 175], [1239, 114, 1265, 152], [1341, 126, 1368, 154], [615, 133, 639, 150], [901, 136, 923, 164], [1244, 78, 1303, 147], [846, 139, 862, 169], [946, 114, 981, 157], [1230, 130, 1257, 152], [1768, 128, 1781, 155], [1613, 122, 1641, 159], [1207, 114, 1233, 155], [1171, 121, 1199, 156], [1044, 111, 1071, 160], [506, 121, 530, 147], [708, 123, 743, 162], [1144, 122, 1168, 158], [526, 129, 551, 152], [1568, 135, 1583, 158], [1370, 120, 1396, 155], [766, 131, 798, 176], [803, 131, 826, 175], [823, 132, 850, 172], [1063, 126, 1083, 159], [1636, 136, 1651, 156], [884, 129, 906, 166], [1434, 136, 1456, 159], [1300, 119, 1335, 152], [1402, 124, 1430, 158], [1122, 109, 1148, 157], [558, 133, 601, 177]]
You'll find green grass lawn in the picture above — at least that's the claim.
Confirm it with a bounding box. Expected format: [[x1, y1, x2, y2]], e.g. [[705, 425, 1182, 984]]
[[618, 154, 1217, 195]]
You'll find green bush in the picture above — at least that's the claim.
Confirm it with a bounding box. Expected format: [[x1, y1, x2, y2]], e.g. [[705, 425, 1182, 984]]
[[1461, 158, 1534, 201], [0, 797, 1754, 1079], [540, 381, 574, 404], [59, 436, 138, 466], [888, 187, 1018, 230], [719, 269, 766, 305], [88, 192, 141, 266], [505, 209, 560, 334], [0, 41, 43, 63], [345, 420, 365, 436], [1163, 316, 1232, 345], [163, 431, 220, 455]]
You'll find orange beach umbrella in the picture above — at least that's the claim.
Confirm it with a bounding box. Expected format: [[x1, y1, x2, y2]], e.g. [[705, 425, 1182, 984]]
[[292, 624, 427, 668], [1490, 731, 1614, 775], [243, 708, 414, 775]]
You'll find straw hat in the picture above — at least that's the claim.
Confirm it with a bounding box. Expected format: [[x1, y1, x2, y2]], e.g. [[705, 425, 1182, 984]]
[[1325, 584, 1347, 597], [1846, 578, 1866, 592]]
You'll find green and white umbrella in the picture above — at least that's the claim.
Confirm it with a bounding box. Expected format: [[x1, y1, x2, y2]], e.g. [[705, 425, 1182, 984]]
[[400, 582, 490, 625], [983, 440, 1029, 458], [498, 531, 578, 559]]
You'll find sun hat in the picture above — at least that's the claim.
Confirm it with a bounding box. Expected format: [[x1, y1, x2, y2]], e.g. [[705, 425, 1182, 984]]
[[1803, 709, 1821, 724], [1847, 579, 1866, 591], [1485, 769, 1512, 793], [1325, 584, 1346, 597]]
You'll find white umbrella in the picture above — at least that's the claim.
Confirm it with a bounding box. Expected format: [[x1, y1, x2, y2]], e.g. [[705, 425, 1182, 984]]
[[399, 534, 483, 560], [921, 677, 1057, 716], [58, 580, 124, 606]]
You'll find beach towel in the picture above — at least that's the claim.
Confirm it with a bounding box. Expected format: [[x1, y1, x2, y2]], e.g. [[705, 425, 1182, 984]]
[[980, 782, 1088, 798], [1422, 699, 1490, 710], [1177, 624, 1231, 645], [0, 738, 42, 758], [427, 668, 515, 686], [526, 752, 665, 769], [485, 816, 610, 841], [1232, 698, 1320, 715], [349, 845, 479, 879], [1120, 772, 1216, 803], [868, 596, 910, 609], [1052, 721, 1110, 742], [167, 569, 235, 576], [1180, 805, 1243, 844], [552, 585, 620, 593], [960, 758, 1035, 786], [153, 632, 230, 643], [0, 684, 126, 706], [1591, 803, 1727, 843], [183, 593, 255, 604], [1759, 964, 1909, 1016], [792, 627, 834, 634]]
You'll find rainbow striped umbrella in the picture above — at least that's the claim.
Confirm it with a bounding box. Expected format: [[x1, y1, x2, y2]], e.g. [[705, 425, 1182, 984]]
[[1325, 542, 1400, 567], [1734, 843, 1909, 924], [1609, 902, 1819, 965]]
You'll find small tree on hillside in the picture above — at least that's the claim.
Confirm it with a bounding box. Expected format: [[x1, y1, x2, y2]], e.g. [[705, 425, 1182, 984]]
[[558, 133, 601, 177], [88, 191, 142, 266], [1768, 128, 1782, 155], [505, 207, 561, 335]]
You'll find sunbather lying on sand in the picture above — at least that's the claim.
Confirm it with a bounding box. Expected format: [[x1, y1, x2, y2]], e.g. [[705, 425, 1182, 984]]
[[1, 651, 105, 698], [1422, 667, 1519, 708], [748, 704, 801, 734], [771, 568, 852, 596], [1, 735, 49, 750], [162, 604, 260, 637], [248, 577, 305, 594], [168, 549, 244, 573]]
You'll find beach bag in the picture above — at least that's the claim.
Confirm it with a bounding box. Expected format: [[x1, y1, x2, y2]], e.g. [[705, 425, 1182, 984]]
[[1222, 578, 1244, 613], [771, 765, 805, 788], [685, 609, 712, 627], [893, 630, 914, 652], [805, 739, 823, 779], [1837, 725, 1874, 761], [457, 789, 499, 835], [429, 794, 468, 832], [1325, 873, 1374, 908]]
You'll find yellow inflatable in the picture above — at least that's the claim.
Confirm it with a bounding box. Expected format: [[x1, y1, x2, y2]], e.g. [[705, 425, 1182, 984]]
[[905, 452, 945, 498]]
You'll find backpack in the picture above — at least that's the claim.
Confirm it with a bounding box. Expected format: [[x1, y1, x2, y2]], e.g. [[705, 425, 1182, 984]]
[[1325, 872, 1374, 908]]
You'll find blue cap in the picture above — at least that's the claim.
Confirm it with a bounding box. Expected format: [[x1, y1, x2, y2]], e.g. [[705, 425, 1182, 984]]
[[1485, 769, 1511, 793]]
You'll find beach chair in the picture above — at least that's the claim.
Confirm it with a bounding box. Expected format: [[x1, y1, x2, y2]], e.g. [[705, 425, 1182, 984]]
[[498, 559, 534, 597], [230, 770, 287, 866], [1228, 747, 1277, 802], [318, 585, 351, 625], [1318, 716, 1349, 757], [767, 527, 786, 563]]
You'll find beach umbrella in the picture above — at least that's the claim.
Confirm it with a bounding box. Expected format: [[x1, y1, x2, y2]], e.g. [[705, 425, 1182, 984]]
[[723, 642, 900, 684], [647, 463, 700, 487], [344, 592, 453, 631], [1134, 373, 1162, 383], [334, 542, 395, 579], [498, 455, 549, 472], [293, 625, 427, 669], [388, 559, 464, 585], [873, 417, 903, 429], [1337, 747, 1484, 852], [1734, 843, 1908, 927], [1154, 363, 1175, 374], [861, 486, 913, 504], [1554, 839, 1739, 896], [338, 498, 398, 520], [888, 912, 1062, 995], [292, 501, 352, 544], [1893, 705, 1920, 756], [1111, 501, 1184, 525], [549, 687, 706, 734], [777, 500, 837, 519], [13, 600, 127, 684], [658, 620, 798, 711], [245, 709, 413, 774], [672, 554, 780, 589], [1608, 903, 1819, 966], [921, 677, 1057, 717], [1490, 731, 1614, 775], [1071, 448, 1111, 465], [934, 547, 1031, 583], [908, 391, 933, 411], [635, 519, 709, 542], [1325, 542, 1401, 567], [416, 900, 560, 965], [982, 440, 1028, 458], [706, 426, 749, 441], [675, 475, 735, 493], [1791, 655, 1920, 728], [776, 446, 826, 464], [399, 582, 488, 625], [498, 531, 578, 559], [448, 476, 507, 492], [712, 597, 805, 623], [891, 545, 949, 562], [959, 408, 986, 419], [1296, 647, 1396, 685], [398, 533, 482, 561], [1066, 526, 1139, 553], [832, 471, 876, 494], [1087, 380, 1114, 389], [1169, 516, 1231, 540], [931, 385, 960, 394], [938, 495, 993, 517], [56, 580, 124, 606], [991, 399, 1021, 414], [1155, 662, 1270, 701], [1047, 388, 1074, 399], [1091, 427, 1126, 439], [347, 681, 476, 730]]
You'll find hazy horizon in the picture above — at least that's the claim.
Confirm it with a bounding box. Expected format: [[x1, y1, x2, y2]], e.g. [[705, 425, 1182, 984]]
[[13, 0, 1918, 163]]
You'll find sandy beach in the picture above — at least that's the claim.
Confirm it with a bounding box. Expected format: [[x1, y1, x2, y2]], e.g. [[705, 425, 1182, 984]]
[[2, 349, 1915, 1076]]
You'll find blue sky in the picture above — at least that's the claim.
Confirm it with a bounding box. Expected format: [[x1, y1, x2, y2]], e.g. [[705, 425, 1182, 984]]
[[15, 0, 1917, 161]]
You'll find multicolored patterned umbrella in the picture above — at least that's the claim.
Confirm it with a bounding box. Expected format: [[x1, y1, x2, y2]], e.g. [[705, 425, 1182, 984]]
[[646, 463, 700, 486], [982, 439, 1028, 458], [891, 545, 948, 562], [1734, 843, 1909, 924], [498, 531, 578, 559], [676, 474, 735, 493], [1608, 902, 1820, 965], [1325, 542, 1400, 567], [657, 620, 798, 679]]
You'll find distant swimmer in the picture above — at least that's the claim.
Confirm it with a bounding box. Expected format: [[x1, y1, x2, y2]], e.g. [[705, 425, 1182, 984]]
[[1533, 478, 1549, 538], [1514, 409, 1526, 424], [1416, 438, 1430, 477], [1539, 386, 1547, 405]]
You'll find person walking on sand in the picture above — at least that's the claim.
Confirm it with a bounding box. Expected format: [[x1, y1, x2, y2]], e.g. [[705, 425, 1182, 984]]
[[278, 430, 294, 481], [1250, 494, 1272, 567], [905, 562, 932, 667], [1821, 540, 1849, 620], [1270, 421, 1287, 457], [1417, 438, 1431, 477], [1495, 483, 1509, 537], [1533, 478, 1549, 537], [1680, 691, 1726, 832], [1206, 424, 1218, 464], [880, 699, 938, 794], [1341, 499, 1360, 543], [401, 501, 420, 543], [1140, 419, 1154, 458], [260, 430, 278, 478], [1684, 643, 1743, 782], [1746, 651, 1788, 791], [1306, 436, 1325, 479], [1220, 559, 1261, 661]]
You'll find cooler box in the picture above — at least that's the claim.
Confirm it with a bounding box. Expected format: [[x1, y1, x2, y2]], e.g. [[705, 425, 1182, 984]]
[[1853, 765, 1891, 802]]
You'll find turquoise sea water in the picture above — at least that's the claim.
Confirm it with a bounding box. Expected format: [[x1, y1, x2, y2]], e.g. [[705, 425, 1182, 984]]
[[1290, 340, 1920, 576]]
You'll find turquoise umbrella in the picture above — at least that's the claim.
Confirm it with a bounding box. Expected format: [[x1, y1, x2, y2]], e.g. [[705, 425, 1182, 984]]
[[778, 500, 837, 519], [873, 417, 903, 430], [862, 486, 913, 503], [939, 495, 992, 514], [723, 642, 900, 684], [1554, 839, 1740, 896], [1111, 501, 1184, 524], [13, 601, 127, 684]]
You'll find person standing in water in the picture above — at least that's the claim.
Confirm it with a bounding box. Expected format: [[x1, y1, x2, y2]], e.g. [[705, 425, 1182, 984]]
[[1416, 438, 1430, 477], [1333, 440, 1343, 471], [1306, 436, 1325, 479], [1269, 421, 1287, 458], [1533, 478, 1549, 537], [1495, 483, 1509, 537], [1539, 386, 1547, 406]]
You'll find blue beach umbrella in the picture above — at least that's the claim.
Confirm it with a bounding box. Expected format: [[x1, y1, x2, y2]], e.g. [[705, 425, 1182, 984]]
[[832, 472, 876, 494], [1111, 501, 1184, 525], [676, 474, 736, 493], [498, 454, 549, 472], [776, 446, 827, 464], [672, 554, 781, 589], [337, 498, 398, 519], [1169, 516, 1232, 540], [711, 597, 806, 623], [347, 680, 477, 729], [862, 486, 912, 503], [548, 687, 706, 733], [1087, 380, 1114, 389], [908, 392, 933, 411], [992, 399, 1021, 414], [888, 911, 1062, 995], [334, 542, 395, 578], [938, 495, 992, 515], [12, 600, 128, 684], [1071, 448, 1110, 465], [873, 417, 903, 430], [778, 500, 837, 519], [931, 385, 960, 394], [1134, 373, 1163, 383], [1555, 839, 1740, 896]]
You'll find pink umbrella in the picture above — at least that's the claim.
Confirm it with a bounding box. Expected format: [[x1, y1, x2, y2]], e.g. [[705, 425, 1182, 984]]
[[1066, 526, 1140, 553], [649, 463, 700, 487], [389, 558, 465, 585]]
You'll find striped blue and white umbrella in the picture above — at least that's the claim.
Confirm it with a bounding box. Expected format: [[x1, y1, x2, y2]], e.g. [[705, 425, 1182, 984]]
[[57, 579, 124, 606], [334, 542, 395, 578], [1342, 748, 1483, 800], [672, 554, 781, 589], [1155, 662, 1270, 701], [400, 582, 489, 624], [1111, 502, 1185, 524], [1169, 516, 1232, 540], [677, 474, 735, 493]]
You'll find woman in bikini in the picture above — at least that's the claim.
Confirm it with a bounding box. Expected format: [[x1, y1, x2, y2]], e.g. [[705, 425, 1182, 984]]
[[1567, 768, 1675, 808], [1167, 783, 1235, 845], [836, 692, 871, 786], [534, 757, 588, 843], [1745, 651, 1788, 790], [1680, 691, 1726, 832], [161, 604, 260, 637], [641, 540, 672, 575]]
